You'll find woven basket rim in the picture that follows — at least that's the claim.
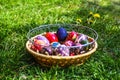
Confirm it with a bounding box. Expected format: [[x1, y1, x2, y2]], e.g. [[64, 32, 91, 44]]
[[26, 40, 98, 59]]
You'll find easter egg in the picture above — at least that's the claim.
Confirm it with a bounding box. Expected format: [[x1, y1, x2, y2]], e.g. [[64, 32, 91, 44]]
[[75, 34, 88, 43], [51, 42, 60, 48], [81, 40, 90, 51], [64, 40, 73, 46], [45, 32, 58, 43], [56, 45, 69, 56], [74, 43, 82, 54], [35, 35, 50, 45], [34, 39, 46, 46], [80, 40, 89, 45], [43, 46, 52, 55], [70, 53, 75, 56], [32, 39, 46, 51], [75, 34, 89, 52], [57, 27, 67, 41], [75, 43, 82, 48], [66, 31, 78, 41], [31, 44, 41, 51]]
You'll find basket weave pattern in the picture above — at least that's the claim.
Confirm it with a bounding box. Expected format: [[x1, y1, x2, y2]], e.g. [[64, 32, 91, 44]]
[[26, 41, 97, 67]]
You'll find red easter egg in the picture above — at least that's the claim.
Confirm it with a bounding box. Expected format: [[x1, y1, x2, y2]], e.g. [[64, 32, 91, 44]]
[[31, 39, 45, 51], [34, 39, 46, 46], [45, 32, 58, 43], [31, 44, 42, 51], [70, 53, 75, 56], [31, 45, 37, 51], [67, 31, 77, 41]]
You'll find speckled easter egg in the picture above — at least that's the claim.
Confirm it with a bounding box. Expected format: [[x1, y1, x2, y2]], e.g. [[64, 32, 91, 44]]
[[42, 46, 52, 55], [45, 32, 58, 43], [56, 45, 69, 56], [57, 27, 67, 41], [74, 43, 83, 54], [31, 39, 45, 51]]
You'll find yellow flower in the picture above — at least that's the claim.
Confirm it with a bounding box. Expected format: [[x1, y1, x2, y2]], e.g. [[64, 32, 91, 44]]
[[89, 12, 93, 15], [93, 13, 100, 18], [76, 18, 82, 23]]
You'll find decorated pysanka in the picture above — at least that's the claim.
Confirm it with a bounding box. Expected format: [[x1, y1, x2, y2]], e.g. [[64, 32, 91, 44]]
[[30, 27, 94, 56]]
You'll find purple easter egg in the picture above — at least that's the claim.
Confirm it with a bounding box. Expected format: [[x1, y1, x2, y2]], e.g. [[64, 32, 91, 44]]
[[75, 34, 88, 43], [43, 46, 52, 55], [36, 35, 50, 46], [75, 43, 82, 49], [56, 45, 69, 56], [74, 43, 82, 54]]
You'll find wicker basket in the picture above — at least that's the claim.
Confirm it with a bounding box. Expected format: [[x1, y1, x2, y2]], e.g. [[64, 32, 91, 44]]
[[26, 24, 98, 67]]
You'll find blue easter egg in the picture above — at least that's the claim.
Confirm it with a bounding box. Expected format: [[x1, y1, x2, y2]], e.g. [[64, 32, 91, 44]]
[[57, 27, 67, 41], [51, 42, 60, 48]]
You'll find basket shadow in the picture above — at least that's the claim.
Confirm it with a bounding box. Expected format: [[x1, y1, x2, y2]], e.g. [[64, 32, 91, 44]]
[[20, 0, 120, 70]]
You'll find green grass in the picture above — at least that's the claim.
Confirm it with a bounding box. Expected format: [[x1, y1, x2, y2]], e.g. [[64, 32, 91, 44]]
[[0, 0, 120, 80]]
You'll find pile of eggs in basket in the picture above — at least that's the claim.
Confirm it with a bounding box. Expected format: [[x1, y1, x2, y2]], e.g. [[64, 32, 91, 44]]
[[30, 27, 94, 56]]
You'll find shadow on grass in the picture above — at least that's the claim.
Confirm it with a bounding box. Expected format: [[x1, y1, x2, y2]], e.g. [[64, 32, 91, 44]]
[[76, 1, 120, 45], [8, 0, 119, 76]]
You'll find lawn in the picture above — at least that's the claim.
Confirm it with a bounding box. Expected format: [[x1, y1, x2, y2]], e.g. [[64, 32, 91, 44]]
[[0, 0, 120, 80]]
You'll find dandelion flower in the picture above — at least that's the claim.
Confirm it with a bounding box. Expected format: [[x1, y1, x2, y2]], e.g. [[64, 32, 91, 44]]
[[93, 13, 100, 18], [89, 12, 93, 15], [76, 18, 82, 23]]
